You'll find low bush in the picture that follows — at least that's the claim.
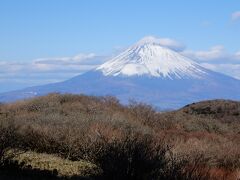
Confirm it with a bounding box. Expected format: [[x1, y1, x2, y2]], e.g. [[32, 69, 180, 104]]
[[0, 94, 239, 179]]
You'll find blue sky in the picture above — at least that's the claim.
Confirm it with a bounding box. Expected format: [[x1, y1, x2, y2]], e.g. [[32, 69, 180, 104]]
[[0, 0, 240, 92]]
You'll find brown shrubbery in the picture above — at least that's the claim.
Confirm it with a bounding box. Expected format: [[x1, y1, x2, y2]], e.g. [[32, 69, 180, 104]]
[[0, 93, 239, 179], [0, 120, 24, 167]]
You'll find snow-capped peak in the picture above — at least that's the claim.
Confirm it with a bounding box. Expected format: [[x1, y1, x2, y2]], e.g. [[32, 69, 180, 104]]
[[96, 36, 208, 79], [135, 36, 161, 46]]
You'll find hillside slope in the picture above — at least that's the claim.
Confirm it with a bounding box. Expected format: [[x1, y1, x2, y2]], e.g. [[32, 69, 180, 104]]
[[1, 37, 240, 109], [0, 94, 240, 179]]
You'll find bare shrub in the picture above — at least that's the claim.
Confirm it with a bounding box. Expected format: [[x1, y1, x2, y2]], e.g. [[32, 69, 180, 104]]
[[83, 131, 167, 179], [0, 120, 23, 167], [0, 94, 239, 179]]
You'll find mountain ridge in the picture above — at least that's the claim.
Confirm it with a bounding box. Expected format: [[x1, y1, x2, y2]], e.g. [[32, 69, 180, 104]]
[[96, 36, 208, 79], [1, 36, 240, 109]]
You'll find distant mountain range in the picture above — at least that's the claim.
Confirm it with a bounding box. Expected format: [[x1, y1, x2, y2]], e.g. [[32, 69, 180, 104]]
[[1, 36, 240, 109]]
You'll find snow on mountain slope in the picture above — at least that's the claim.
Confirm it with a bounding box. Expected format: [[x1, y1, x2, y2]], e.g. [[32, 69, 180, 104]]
[[0, 36, 240, 109], [96, 36, 207, 79]]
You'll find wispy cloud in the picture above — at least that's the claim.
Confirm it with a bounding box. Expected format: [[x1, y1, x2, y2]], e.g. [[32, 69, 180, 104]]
[[231, 11, 240, 21], [201, 63, 240, 80], [157, 38, 186, 52], [0, 53, 107, 74], [182, 46, 240, 63], [1, 38, 240, 92], [0, 53, 108, 92], [34, 53, 107, 65], [181, 45, 240, 80], [182, 45, 227, 62]]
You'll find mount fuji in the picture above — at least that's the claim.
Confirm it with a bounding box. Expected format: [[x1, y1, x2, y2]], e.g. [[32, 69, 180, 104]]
[[1, 36, 240, 109]]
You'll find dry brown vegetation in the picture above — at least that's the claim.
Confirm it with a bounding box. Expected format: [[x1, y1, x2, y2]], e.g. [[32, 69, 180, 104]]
[[0, 93, 239, 179]]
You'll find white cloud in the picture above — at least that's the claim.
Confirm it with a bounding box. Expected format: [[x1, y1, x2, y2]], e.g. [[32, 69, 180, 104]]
[[29, 53, 108, 75], [139, 36, 185, 52], [33, 53, 107, 66], [1, 38, 240, 92], [157, 38, 186, 52], [182, 45, 240, 64], [201, 63, 240, 80], [232, 11, 240, 21], [0, 53, 108, 91], [182, 45, 227, 61], [234, 51, 240, 60], [180, 44, 240, 79]]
